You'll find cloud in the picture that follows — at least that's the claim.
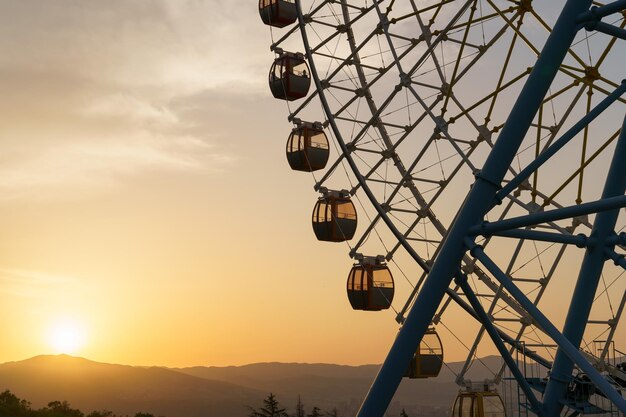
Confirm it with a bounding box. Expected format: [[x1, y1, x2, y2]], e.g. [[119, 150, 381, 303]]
[[0, 0, 271, 95], [0, 74, 238, 200], [0, 1, 272, 200], [0, 134, 232, 193], [0, 268, 80, 299], [83, 94, 180, 127]]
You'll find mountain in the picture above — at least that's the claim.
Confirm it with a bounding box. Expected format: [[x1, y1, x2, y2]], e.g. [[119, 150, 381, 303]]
[[0, 355, 265, 417], [175, 356, 505, 415], [0, 354, 505, 417]]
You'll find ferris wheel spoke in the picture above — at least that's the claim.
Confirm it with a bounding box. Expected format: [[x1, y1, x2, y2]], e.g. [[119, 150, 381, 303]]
[[440, 1, 481, 112], [405, 2, 449, 84], [537, 83, 587, 151], [335, 1, 462, 235], [542, 130, 621, 207], [485, 1, 541, 55], [595, 19, 626, 66], [288, 90, 320, 120], [360, 5, 528, 176], [405, 2, 483, 79]]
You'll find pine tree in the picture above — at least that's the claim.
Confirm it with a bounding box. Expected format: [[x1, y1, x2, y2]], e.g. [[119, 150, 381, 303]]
[[400, 409, 410, 417], [293, 396, 305, 417], [248, 393, 289, 417], [307, 406, 323, 417]]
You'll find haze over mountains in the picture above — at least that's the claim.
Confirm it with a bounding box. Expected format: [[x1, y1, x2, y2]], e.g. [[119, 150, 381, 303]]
[[0, 355, 504, 417]]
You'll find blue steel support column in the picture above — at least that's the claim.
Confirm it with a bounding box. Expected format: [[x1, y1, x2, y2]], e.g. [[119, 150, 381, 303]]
[[471, 195, 626, 234], [356, 1, 591, 416], [541, 115, 626, 417]]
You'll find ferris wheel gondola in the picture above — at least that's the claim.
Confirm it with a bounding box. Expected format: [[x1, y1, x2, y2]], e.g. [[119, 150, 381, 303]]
[[311, 190, 357, 242], [452, 389, 506, 417], [268, 51, 310, 101], [286, 121, 329, 172], [346, 256, 394, 311], [404, 328, 443, 379], [258, 0, 297, 28]]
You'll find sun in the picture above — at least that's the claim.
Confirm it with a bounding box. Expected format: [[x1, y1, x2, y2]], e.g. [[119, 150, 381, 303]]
[[47, 320, 86, 355]]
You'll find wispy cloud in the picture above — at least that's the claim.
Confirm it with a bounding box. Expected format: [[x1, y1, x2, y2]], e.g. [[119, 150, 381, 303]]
[[0, 0, 270, 95], [0, 1, 261, 201], [0, 132, 236, 200], [83, 94, 180, 127], [0, 268, 81, 298]]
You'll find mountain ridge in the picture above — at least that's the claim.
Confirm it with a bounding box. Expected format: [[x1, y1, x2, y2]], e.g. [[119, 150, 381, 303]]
[[0, 354, 505, 417]]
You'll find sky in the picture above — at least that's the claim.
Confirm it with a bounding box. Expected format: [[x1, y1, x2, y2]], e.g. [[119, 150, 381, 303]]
[[0, 0, 624, 370], [0, 0, 411, 367]]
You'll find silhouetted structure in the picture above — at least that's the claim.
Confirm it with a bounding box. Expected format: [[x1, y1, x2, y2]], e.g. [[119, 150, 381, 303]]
[[286, 122, 329, 172], [269, 52, 310, 101], [258, 0, 297, 28], [347, 257, 394, 311], [405, 329, 443, 378], [312, 190, 357, 242], [452, 390, 506, 417]]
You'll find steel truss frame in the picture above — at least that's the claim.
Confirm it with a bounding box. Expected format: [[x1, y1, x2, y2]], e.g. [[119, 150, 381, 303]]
[[266, 0, 626, 416], [332, 0, 626, 415]]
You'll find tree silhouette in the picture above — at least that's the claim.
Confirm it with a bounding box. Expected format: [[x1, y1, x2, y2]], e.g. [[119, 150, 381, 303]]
[[248, 393, 289, 417], [400, 409, 410, 417], [86, 412, 115, 417], [0, 390, 171, 417], [293, 396, 305, 417], [41, 400, 84, 417], [307, 406, 323, 417], [0, 390, 32, 417], [325, 408, 339, 417]]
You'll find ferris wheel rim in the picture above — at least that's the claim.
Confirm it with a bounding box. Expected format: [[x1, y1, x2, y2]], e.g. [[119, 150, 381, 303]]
[[295, 0, 435, 275]]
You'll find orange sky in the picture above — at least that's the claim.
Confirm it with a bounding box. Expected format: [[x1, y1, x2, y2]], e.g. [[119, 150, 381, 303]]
[[0, 0, 409, 367], [0, 0, 624, 369]]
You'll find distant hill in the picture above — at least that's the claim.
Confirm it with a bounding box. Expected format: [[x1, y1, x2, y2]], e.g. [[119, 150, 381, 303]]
[[0, 354, 505, 417], [175, 356, 504, 414], [0, 355, 264, 417]]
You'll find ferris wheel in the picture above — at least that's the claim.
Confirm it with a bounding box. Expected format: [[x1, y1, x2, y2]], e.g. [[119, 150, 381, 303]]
[[258, 1, 626, 416]]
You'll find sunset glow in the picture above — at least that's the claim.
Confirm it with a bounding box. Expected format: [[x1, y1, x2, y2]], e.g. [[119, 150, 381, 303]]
[[47, 320, 86, 355], [0, 1, 623, 373]]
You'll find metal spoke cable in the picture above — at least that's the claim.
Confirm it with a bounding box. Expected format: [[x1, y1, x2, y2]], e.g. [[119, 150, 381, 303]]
[[439, 318, 499, 380], [511, 243, 557, 276]]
